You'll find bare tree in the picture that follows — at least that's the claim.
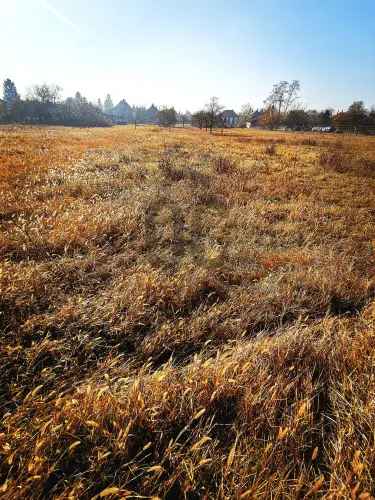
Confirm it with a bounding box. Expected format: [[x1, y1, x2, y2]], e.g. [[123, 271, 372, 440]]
[[238, 103, 253, 127], [265, 80, 300, 114], [263, 80, 300, 129], [177, 110, 191, 128], [192, 110, 209, 130], [157, 107, 177, 128], [27, 83, 62, 104], [49, 84, 63, 104], [205, 96, 223, 133]]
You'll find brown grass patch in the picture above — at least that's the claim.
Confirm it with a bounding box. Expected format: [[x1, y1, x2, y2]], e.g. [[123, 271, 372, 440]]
[[1, 125, 375, 498]]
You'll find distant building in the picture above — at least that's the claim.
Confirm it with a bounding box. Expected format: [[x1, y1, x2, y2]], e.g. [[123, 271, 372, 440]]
[[110, 99, 133, 123], [221, 110, 238, 128], [108, 100, 159, 124], [248, 110, 265, 128]]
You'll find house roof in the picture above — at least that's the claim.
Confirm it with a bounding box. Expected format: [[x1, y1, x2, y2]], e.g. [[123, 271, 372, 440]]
[[112, 99, 132, 115], [221, 109, 238, 118]]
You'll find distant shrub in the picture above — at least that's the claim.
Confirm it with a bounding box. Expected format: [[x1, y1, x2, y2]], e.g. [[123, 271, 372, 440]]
[[319, 150, 375, 177], [186, 168, 210, 187], [319, 151, 347, 172], [265, 143, 277, 155], [118, 152, 132, 164], [213, 156, 236, 174], [361, 158, 375, 175], [158, 155, 184, 181], [299, 138, 318, 146]]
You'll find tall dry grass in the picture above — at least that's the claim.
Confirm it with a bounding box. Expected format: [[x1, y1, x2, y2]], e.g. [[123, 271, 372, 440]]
[[1, 125, 375, 498]]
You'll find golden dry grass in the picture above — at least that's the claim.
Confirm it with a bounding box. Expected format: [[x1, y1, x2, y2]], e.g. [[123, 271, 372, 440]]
[[1, 125, 375, 499]]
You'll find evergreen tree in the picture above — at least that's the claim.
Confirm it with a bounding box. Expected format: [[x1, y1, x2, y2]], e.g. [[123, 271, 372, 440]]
[[104, 94, 113, 114], [3, 79, 19, 113], [320, 109, 333, 127], [284, 109, 310, 130]]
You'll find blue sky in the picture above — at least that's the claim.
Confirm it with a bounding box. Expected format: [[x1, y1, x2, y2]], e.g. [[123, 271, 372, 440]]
[[2, 0, 374, 111]]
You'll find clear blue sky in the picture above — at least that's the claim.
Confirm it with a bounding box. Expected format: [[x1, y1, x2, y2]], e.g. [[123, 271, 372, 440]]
[[2, 0, 374, 112]]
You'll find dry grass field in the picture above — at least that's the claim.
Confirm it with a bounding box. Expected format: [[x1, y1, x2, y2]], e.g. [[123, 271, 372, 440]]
[[1, 125, 375, 499]]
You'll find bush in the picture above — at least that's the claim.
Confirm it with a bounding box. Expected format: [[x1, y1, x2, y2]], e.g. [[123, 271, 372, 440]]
[[265, 143, 277, 155], [213, 156, 236, 174], [319, 151, 348, 172]]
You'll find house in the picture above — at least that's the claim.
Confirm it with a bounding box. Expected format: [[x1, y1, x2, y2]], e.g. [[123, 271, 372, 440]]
[[248, 110, 265, 128], [108, 100, 159, 124], [109, 99, 133, 123], [221, 110, 238, 128]]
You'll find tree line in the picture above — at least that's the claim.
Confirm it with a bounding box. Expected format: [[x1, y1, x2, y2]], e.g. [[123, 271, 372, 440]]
[[192, 82, 375, 134], [0, 79, 190, 128], [1, 80, 110, 127], [261, 81, 375, 133], [1, 78, 374, 133]]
